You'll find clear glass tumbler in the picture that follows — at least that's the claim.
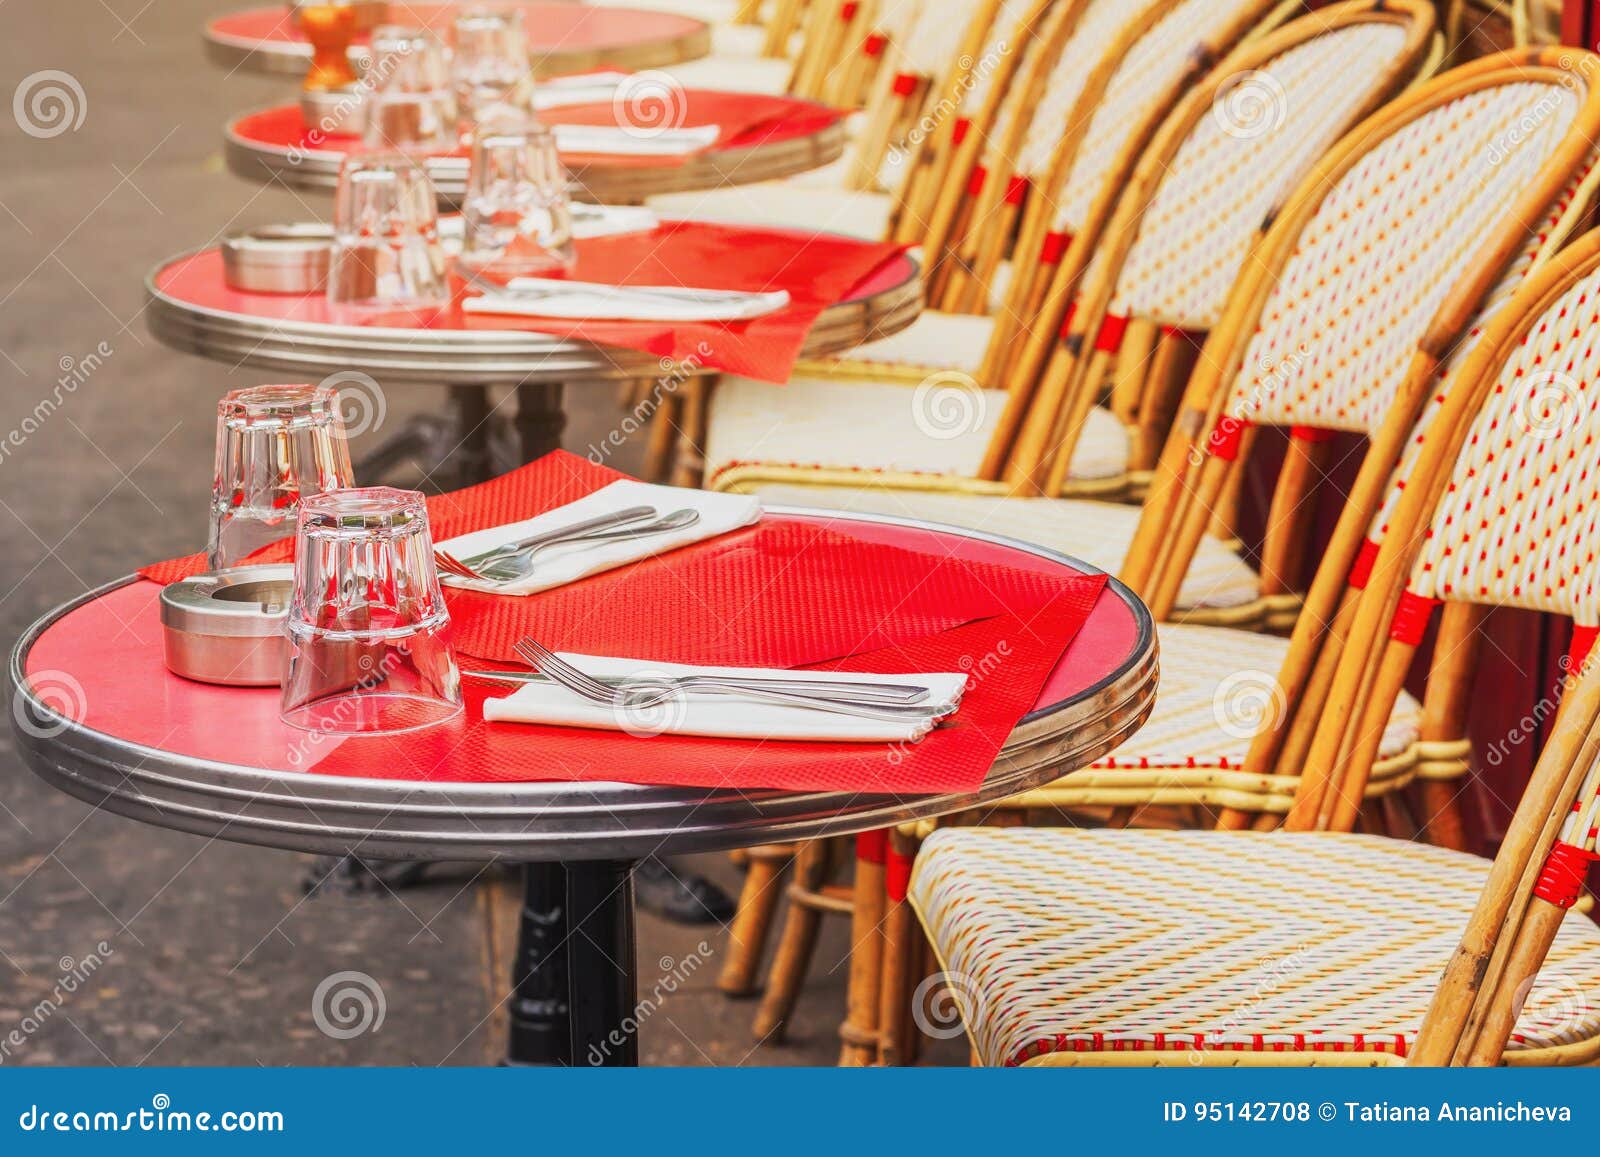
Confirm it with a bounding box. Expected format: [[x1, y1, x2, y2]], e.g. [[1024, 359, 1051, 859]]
[[458, 119, 575, 276], [452, 8, 531, 111], [327, 153, 449, 310], [208, 384, 355, 570], [362, 26, 457, 151], [279, 487, 462, 735]]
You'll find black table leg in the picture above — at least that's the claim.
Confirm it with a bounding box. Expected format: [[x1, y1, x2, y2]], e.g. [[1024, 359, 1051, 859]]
[[451, 385, 494, 483], [507, 860, 638, 1067], [515, 380, 567, 464]]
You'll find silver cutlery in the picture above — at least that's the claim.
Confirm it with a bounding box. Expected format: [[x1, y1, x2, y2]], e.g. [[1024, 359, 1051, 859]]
[[436, 506, 703, 584], [511, 639, 954, 722], [465, 667, 932, 704], [436, 505, 657, 581]]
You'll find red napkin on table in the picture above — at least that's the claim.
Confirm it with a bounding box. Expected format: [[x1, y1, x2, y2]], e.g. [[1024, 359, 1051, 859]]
[[459, 221, 908, 382], [545, 91, 840, 167], [139, 450, 1077, 670], [306, 563, 1105, 795]]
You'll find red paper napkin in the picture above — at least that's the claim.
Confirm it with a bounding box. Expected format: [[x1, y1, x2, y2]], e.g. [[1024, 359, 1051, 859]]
[[138, 451, 1073, 673], [306, 563, 1106, 795], [459, 221, 908, 382]]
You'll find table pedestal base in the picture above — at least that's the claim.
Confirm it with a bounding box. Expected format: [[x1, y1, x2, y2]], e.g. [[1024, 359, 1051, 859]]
[[508, 860, 639, 1067]]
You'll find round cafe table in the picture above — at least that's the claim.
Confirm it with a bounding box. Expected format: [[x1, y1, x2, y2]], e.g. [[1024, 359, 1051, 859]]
[[145, 243, 921, 481], [224, 97, 848, 206], [205, 3, 711, 78], [10, 508, 1157, 1066]]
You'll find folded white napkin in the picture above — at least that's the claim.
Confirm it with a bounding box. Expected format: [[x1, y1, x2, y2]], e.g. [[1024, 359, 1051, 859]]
[[483, 653, 967, 743], [463, 279, 790, 322], [436, 480, 761, 596], [553, 123, 722, 156], [532, 72, 633, 110]]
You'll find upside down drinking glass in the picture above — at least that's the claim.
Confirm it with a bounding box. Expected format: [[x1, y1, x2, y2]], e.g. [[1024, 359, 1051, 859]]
[[208, 384, 355, 570], [458, 118, 575, 276], [362, 25, 457, 151], [327, 153, 449, 311], [279, 487, 462, 735]]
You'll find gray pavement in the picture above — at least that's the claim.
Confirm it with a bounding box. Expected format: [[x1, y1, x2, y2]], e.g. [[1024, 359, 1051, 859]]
[[0, 0, 950, 1067]]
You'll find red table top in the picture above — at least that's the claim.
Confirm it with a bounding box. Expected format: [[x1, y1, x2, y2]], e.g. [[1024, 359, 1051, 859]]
[[208, 3, 704, 54], [231, 96, 842, 167], [23, 515, 1141, 785], [152, 245, 919, 331]]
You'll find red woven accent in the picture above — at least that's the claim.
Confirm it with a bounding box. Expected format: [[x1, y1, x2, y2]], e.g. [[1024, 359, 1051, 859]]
[[1388, 591, 1440, 645], [1039, 230, 1071, 264], [885, 844, 913, 902], [1348, 538, 1381, 590], [840, 0, 859, 20], [1570, 624, 1599, 670], [856, 830, 888, 865], [1289, 425, 1335, 443], [1205, 415, 1250, 461], [1004, 175, 1029, 206], [952, 117, 971, 146], [967, 164, 987, 197], [863, 32, 887, 57], [892, 71, 919, 96], [1095, 313, 1129, 354], [1534, 842, 1595, 909]]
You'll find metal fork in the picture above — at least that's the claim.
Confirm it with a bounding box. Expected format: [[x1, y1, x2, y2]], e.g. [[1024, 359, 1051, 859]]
[[437, 507, 699, 583], [512, 640, 951, 721]]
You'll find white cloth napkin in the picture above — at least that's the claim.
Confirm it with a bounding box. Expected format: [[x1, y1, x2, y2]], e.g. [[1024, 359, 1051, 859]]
[[532, 72, 633, 110], [462, 280, 790, 322], [436, 480, 762, 596], [436, 206, 659, 246], [482, 653, 967, 743], [552, 123, 722, 156]]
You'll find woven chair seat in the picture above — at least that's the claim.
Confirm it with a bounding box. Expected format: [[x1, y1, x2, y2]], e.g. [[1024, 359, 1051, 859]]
[[910, 828, 1600, 1067], [645, 183, 892, 236], [705, 375, 1128, 491], [744, 485, 1261, 616], [709, 23, 770, 55]]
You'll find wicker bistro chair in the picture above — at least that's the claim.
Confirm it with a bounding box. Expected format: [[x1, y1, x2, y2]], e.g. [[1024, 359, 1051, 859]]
[[811, 51, 1600, 1068], [698, 0, 1284, 513], [648, 0, 1007, 238], [908, 232, 1600, 1068], [710, 2, 1440, 636]]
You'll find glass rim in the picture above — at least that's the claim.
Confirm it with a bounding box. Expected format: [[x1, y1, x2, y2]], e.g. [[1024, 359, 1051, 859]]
[[297, 486, 429, 533], [219, 384, 342, 426]]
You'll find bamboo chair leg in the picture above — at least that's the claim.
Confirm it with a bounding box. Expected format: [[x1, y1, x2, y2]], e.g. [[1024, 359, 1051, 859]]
[[1462, 896, 1568, 1065], [1133, 330, 1198, 472], [642, 392, 682, 483], [718, 844, 795, 996], [752, 839, 834, 1041], [734, 0, 764, 24], [1042, 348, 1114, 498], [1108, 320, 1159, 429], [1148, 455, 1238, 622], [1207, 448, 1251, 543], [838, 833, 887, 1066], [1259, 432, 1333, 596], [763, 0, 806, 57], [1414, 600, 1488, 850], [875, 830, 916, 1066], [670, 379, 710, 489], [1325, 638, 1420, 833]]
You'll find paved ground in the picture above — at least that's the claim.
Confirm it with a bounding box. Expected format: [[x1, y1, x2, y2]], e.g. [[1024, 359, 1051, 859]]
[[0, 0, 960, 1067]]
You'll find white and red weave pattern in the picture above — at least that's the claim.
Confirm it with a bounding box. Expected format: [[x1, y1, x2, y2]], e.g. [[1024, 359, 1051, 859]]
[[1220, 81, 1581, 437], [1109, 21, 1412, 331], [910, 828, 1600, 1066]]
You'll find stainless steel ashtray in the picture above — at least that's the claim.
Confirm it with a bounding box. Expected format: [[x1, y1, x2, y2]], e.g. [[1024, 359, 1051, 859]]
[[160, 565, 294, 687], [221, 224, 334, 294]]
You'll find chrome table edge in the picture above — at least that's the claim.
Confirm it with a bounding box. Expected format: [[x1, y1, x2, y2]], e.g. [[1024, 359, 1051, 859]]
[[9, 508, 1157, 862], [144, 247, 923, 386], [225, 107, 848, 207]]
